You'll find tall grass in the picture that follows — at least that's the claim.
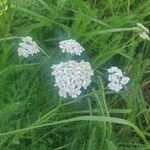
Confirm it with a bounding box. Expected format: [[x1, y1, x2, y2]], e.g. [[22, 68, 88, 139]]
[[0, 0, 150, 149]]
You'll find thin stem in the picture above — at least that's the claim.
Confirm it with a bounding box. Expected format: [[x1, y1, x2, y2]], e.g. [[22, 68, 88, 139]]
[[106, 27, 138, 32], [117, 51, 133, 60], [39, 47, 50, 59], [0, 36, 22, 42], [86, 27, 138, 37]]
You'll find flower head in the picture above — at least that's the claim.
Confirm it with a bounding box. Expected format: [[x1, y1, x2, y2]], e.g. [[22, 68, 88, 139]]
[[137, 23, 149, 40], [107, 67, 130, 92], [59, 39, 85, 56], [51, 60, 94, 98], [17, 36, 40, 58]]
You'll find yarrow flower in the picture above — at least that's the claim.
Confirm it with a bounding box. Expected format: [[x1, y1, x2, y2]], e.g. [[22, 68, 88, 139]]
[[107, 67, 130, 92], [59, 39, 85, 56], [17, 36, 40, 58], [137, 23, 149, 40], [51, 60, 94, 98]]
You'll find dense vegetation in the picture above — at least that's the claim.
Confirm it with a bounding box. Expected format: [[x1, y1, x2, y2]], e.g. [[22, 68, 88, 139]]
[[0, 0, 150, 149]]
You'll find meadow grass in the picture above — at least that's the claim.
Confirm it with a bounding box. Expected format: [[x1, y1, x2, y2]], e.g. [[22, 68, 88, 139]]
[[0, 0, 150, 149]]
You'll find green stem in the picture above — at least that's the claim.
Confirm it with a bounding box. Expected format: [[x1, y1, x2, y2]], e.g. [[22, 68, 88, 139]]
[[39, 47, 50, 59], [0, 36, 22, 42], [87, 27, 138, 37]]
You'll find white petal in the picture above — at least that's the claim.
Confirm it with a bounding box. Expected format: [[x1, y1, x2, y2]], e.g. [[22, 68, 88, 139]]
[[139, 32, 150, 40], [120, 77, 130, 85]]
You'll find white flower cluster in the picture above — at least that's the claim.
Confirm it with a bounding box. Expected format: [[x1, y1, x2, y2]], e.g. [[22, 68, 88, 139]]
[[107, 67, 130, 92], [17, 36, 40, 58], [137, 23, 149, 40], [59, 39, 85, 56], [51, 60, 94, 98]]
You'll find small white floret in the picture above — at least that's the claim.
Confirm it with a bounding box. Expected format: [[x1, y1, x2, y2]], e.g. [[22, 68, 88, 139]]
[[59, 39, 85, 55], [137, 23, 149, 40], [107, 67, 119, 73], [120, 77, 130, 85], [139, 32, 150, 40], [17, 36, 40, 58], [108, 82, 123, 92]]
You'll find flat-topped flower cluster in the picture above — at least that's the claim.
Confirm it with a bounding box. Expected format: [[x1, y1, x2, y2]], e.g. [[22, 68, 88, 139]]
[[51, 60, 94, 98], [59, 39, 85, 56], [17, 36, 40, 58], [107, 67, 130, 92]]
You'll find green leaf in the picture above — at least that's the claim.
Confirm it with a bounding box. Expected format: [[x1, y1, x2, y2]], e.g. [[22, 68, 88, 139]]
[[106, 140, 117, 150]]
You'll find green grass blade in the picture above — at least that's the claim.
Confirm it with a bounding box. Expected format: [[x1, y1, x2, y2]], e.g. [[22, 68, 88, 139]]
[[0, 116, 147, 143]]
